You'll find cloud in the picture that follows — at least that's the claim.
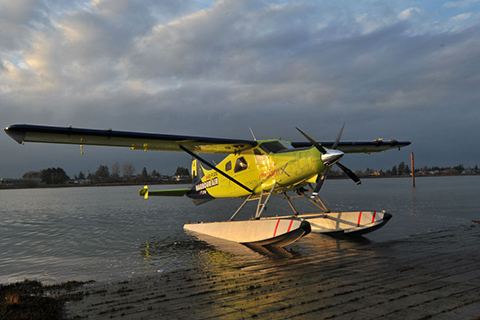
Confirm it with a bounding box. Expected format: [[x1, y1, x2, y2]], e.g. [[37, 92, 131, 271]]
[[1, 0, 479, 178], [443, 0, 480, 8], [398, 7, 424, 20], [450, 12, 473, 20]]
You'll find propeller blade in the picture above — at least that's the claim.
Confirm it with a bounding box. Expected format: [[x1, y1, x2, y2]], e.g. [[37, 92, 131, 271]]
[[312, 167, 330, 198], [332, 122, 345, 150], [336, 162, 362, 185], [295, 127, 327, 154]]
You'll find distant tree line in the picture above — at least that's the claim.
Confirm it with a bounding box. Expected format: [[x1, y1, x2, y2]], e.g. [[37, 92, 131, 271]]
[[327, 161, 412, 178], [415, 164, 478, 175], [387, 161, 411, 176], [13, 161, 479, 187], [22, 167, 70, 184], [80, 162, 191, 184], [328, 162, 479, 178], [19, 162, 191, 185]]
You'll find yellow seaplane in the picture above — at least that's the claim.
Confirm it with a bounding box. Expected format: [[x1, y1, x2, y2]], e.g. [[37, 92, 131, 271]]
[[5, 124, 410, 247]]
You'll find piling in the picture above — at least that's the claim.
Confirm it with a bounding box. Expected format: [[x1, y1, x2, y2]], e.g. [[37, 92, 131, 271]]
[[411, 152, 415, 187]]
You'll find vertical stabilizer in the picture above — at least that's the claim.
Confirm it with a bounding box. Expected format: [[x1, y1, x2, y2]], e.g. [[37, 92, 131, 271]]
[[191, 159, 204, 184]]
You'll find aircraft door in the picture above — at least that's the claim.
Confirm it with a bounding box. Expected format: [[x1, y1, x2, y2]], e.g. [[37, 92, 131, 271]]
[[254, 149, 267, 170]]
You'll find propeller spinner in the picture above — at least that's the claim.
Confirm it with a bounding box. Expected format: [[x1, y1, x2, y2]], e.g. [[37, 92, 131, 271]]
[[296, 124, 361, 198]]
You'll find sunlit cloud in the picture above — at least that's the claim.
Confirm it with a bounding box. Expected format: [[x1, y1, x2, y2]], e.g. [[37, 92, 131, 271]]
[[450, 12, 473, 20], [443, 0, 480, 8], [398, 7, 424, 20], [1, 0, 479, 177]]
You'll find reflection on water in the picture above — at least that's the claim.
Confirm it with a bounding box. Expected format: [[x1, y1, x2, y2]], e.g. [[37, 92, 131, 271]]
[[0, 176, 478, 284], [410, 186, 419, 217]]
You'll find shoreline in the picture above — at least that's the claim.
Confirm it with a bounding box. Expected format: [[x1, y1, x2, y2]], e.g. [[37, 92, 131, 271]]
[[0, 181, 189, 190], [1, 174, 478, 190], [2, 224, 479, 319]]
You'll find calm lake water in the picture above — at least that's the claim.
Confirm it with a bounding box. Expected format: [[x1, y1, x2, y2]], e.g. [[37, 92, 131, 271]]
[[0, 176, 478, 284]]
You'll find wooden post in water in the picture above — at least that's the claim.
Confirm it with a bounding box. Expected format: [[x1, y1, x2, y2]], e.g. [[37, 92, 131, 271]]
[[411, 152, 415, 188]]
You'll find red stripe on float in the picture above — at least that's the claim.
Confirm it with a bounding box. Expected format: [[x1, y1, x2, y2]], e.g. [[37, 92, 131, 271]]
[[287, 220, 294, 232], [357, 211, 363, 227], [273, 219, 281, 237], [372, 211, 376, 223]]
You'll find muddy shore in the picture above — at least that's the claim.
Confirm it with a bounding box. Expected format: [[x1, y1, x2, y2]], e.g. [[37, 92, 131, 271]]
[[3, 225, 480, 319]]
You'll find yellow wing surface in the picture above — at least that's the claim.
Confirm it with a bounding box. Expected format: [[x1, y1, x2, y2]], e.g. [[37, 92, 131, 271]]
[[4, 124, 410, 154], [4, 124, 257, 154]]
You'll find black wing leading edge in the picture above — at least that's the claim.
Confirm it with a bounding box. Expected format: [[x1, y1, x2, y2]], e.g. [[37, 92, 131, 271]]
[[4, 124, 258, 154], [4, 124, 410, 154]]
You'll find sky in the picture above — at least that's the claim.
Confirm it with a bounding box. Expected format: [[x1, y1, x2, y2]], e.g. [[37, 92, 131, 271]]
[[1, 0, 479, 179]]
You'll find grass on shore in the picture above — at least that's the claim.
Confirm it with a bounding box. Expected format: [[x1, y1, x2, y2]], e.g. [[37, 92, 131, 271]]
[[1, 279, 89, 320]]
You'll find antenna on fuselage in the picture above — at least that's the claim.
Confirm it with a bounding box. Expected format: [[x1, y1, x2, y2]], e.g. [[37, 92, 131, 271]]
[[249, 127, 257, 141]]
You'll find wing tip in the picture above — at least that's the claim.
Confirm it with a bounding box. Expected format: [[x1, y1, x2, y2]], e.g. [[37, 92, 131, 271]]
[[4, 125, 26, 144]]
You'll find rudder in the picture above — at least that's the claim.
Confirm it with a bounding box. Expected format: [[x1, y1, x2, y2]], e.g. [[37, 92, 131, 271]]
[[191, 159, 205, 184]]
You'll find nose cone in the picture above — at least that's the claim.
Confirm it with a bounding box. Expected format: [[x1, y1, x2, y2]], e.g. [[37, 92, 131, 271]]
[[321, 149, 344, 165]]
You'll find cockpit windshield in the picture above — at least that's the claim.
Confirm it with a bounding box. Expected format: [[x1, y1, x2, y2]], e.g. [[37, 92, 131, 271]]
[[259, 141, 291, 154]]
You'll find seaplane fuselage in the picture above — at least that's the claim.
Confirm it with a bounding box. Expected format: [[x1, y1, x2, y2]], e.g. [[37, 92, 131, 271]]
[[188, 140, 327, 201]]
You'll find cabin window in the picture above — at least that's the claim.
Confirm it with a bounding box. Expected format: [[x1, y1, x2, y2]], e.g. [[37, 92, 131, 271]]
[[234, 157, 248, 173], [225, 161, 232, 171]]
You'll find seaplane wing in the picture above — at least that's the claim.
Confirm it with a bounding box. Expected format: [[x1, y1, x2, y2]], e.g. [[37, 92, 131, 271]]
[[291, 140, 410, 154], [5, 124, 409, 155], [4, 124, 257, 154]]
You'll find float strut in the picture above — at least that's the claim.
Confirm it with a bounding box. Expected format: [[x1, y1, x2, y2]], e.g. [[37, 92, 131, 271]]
[[284, 192, 299, 215], [296, 184, 329, 213], [229, 195, 253, 221], [255, 183, 276, 219]]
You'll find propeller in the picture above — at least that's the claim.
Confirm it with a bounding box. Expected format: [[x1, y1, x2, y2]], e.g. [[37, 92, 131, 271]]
[[296, 124, 361, 198]]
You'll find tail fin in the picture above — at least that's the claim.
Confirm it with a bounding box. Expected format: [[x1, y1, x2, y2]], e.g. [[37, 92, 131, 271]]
[[191, 159, 204, 184]]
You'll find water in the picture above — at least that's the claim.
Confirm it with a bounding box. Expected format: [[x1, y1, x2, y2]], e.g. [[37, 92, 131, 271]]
[[0, 176, 478, 284]]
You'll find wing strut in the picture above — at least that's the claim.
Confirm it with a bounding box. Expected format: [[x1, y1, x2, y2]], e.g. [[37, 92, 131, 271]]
[[179, 145, 253, 194]]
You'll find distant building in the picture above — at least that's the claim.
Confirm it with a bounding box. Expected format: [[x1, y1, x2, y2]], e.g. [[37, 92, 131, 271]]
[[73, 179, 89, 185]]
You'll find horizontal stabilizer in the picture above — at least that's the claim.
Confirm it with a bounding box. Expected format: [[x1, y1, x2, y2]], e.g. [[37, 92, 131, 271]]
[[139, 186, 190, 199], [149, 189, 190, 197]]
